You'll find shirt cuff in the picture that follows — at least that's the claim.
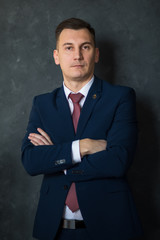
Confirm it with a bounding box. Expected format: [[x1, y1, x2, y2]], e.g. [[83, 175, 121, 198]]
[[72, 140, 81, 164]]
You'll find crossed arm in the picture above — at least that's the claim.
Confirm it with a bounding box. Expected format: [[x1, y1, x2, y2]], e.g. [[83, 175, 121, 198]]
[[28, 128, 107, 158], [22, 88, 137, 179]]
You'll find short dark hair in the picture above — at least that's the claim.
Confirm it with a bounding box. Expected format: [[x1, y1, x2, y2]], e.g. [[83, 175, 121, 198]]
[[55, 18, 96, 47]]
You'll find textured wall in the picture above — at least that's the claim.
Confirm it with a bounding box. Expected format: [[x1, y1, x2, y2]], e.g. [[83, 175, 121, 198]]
[[0, 0, 160, 239]]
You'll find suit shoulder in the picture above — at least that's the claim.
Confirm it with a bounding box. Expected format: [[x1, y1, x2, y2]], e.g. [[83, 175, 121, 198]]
[[101, 79, 136, 98], [33, 87, 61, 104]]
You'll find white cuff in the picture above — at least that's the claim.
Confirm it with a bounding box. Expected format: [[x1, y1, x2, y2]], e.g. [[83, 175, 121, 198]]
[[72, 140, 81, 164], [64, 140, 81, 175]]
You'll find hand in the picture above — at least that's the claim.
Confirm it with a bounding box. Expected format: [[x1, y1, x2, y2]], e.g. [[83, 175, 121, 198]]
[[28, 128, 54, 146], [79, 138, 107, 158]]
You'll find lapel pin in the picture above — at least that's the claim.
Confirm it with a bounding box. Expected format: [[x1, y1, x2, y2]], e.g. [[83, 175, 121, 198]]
[[92, 94, 97, 99]]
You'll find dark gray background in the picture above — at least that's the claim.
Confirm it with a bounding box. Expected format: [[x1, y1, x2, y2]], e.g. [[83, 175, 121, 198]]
[[0, 0, 160, 239]]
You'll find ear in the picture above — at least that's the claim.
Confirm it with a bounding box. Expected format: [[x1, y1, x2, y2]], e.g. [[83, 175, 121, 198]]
[[53, 50, 60, 65], [95, 48, 99, 63]]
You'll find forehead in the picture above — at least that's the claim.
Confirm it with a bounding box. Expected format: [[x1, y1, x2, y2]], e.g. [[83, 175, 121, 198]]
[[58, 28, 94, 46]]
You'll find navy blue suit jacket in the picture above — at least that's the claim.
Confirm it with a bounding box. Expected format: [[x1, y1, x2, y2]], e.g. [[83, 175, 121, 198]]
[[21, 77, 143, 240]]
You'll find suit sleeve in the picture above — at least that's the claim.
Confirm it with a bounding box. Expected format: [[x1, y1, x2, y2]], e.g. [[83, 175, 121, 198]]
[[67, 88, 138, 182], [21, 97, 73, 176]]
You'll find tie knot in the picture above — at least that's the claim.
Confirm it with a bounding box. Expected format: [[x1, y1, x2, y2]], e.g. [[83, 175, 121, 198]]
[[69, 93, 84, 103]]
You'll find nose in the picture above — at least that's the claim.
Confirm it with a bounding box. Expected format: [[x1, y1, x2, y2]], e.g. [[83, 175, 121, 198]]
[[74, 47, 83, 60]]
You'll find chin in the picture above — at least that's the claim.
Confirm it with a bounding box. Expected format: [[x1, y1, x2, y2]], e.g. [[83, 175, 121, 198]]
[[72, 74, 89, 81], [64, 71, 92, 82]]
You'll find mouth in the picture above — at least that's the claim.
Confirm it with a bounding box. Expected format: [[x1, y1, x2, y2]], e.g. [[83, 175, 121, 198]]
[[71, 65, 84, 68]]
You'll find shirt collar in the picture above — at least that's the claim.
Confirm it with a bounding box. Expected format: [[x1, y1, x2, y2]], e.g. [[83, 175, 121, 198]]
[[63, 76, 94, 99]]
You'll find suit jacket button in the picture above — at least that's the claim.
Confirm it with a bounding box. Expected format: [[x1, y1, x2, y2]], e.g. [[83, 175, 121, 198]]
[[64, 185, 68, 190]]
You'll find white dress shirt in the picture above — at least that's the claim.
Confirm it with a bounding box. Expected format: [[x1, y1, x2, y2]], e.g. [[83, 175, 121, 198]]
[[62, 76, 94, 220]]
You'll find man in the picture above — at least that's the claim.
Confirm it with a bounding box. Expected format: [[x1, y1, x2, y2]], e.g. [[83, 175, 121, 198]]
[[21, 18, 143, 240]]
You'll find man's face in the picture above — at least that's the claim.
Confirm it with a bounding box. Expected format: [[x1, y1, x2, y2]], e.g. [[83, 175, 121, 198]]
[[53, 28, 99, 83]]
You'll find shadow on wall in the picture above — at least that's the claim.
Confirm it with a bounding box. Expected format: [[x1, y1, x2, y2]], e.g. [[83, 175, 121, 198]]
[[128, 97, 160, 240], [95, 41, 160, 240], [95, 40, 116, 84]]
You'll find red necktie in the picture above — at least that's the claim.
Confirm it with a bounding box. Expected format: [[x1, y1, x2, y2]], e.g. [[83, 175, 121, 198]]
[[65, 92, 84, 212]]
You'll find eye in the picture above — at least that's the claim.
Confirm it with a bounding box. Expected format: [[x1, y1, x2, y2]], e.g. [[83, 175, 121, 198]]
[[65, 46, 73, 51], [82, 45, 90, 50]]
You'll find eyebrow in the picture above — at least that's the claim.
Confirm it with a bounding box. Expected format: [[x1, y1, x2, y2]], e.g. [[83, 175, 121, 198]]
[[62, 41, 93, 47]]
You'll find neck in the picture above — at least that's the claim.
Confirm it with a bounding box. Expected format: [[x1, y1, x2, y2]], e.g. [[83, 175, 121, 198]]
[[63, 76, 93, 93]]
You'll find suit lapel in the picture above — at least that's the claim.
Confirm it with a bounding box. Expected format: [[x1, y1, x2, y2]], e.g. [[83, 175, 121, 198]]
[[55, 86, 75, 140], [48, 77, 102, 142], [76, 77, 102, 139]]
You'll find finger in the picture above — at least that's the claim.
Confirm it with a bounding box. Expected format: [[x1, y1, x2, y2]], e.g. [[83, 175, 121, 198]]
[[37, 128, 53, 145], [28, 134, 50, 145], [30, 140, 39, 146], [99, 140, 107, 147], [29, 136, 47, 145], [99, 140, 107, 143]]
